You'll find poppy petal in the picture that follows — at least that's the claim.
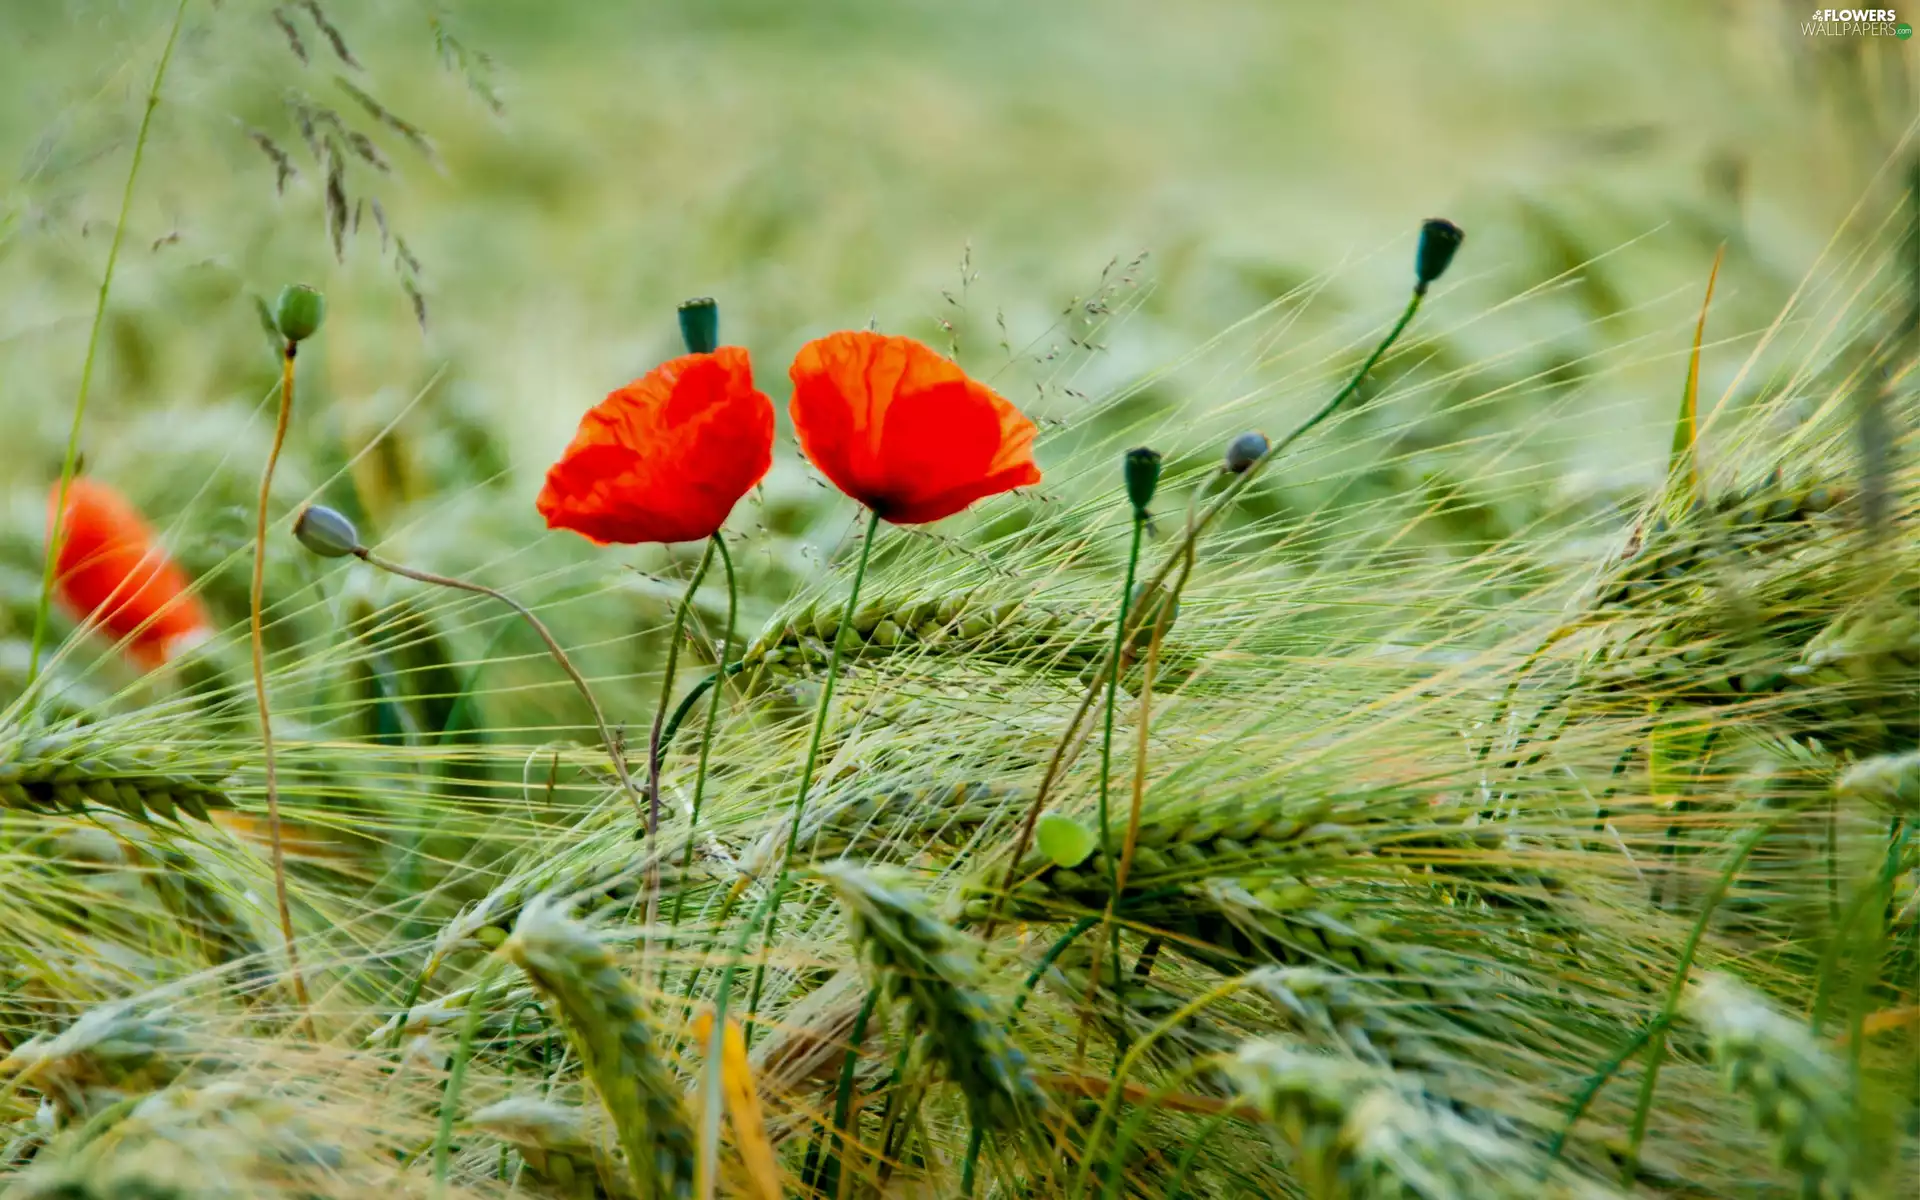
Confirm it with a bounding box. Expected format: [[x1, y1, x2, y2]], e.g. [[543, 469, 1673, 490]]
[[538, 347, 774, 546], [788, 331, 1041, 525]]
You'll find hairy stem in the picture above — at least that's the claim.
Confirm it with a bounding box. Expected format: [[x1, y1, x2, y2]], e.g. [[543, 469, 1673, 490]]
[[254, 343, 310, 1023]]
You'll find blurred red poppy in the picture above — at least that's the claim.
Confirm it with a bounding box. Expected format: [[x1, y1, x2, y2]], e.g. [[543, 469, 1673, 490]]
[[788, 331, 1040, 524], [50, 477, 212, 669], [537, 347, 775, 545]]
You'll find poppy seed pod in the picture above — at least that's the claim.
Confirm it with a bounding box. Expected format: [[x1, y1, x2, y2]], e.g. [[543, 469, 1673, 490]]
[[1123, 447, 1162, 518], [1414, 219, 1464, 294], [1225, 431, 1269, 474], [678, 297, 719, 355], [292, 504, 362, 558], [274, 283, 326, 344]]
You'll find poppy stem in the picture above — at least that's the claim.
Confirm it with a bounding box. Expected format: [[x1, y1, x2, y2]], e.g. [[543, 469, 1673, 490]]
[[1075, 508, 1143, 1065], [641, 539, 717, 969], [742, 507, 883, 1044], [26, 0, 189, 690], [253, 340, 312, 1028], [352, 549, 646, 820], [986, 286, 1426, 939], [663, 534, 737, 979]]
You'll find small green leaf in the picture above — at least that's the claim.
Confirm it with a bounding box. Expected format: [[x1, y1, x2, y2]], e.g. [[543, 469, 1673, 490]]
[[1037, 812, 1097, 869]]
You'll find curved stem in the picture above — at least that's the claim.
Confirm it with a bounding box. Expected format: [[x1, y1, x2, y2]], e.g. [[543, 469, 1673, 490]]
[[744, 508, 883, 1040], [658, 661, 747, 766], [356, 550, 643, 819], [254, 343, 310, 1022], [28, 0, 190, 686], [665, 537, 738, 965], [989, 288, 1425, 937]]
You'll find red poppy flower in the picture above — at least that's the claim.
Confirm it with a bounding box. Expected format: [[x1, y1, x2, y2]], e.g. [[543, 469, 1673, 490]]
[[537, 347, 775, 545], [50, 477, 212, 669], [787, 331, 1041, 524]]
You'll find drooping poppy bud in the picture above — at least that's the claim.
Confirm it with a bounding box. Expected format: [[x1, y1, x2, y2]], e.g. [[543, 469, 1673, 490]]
[[788, 331, 1041, 525], [274, 283, 327, 344], [1225, 431, 1269, 474], [293, 504, 363, 558], [1414, 219, 1465, 294], [678, 297, 720, 355], [1123, 447, 1161, 519]]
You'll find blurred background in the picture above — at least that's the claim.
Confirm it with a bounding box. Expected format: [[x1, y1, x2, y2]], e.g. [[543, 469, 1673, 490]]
[[0, 0, 1913, 731]]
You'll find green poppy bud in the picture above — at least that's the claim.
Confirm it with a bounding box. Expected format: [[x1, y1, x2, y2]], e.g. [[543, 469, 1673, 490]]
[[1225, 431, 1269, 474], [678, 297, 719, 355], [274, 283, 327, 344], [1414, 219, 1464, 294], [1123, 447, 1162, 519], [292, 504, 362, 558]]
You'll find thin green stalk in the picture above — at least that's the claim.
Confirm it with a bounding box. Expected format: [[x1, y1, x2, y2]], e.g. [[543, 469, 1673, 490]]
[[658, 661, 746, 762], [28, 0, 191, 686], [642, 538, 717, 964], [869, 1035, 921, 1199], [647, 539, 717, 841], [742, 508, 883, 1041], [960, 1123, 986, 1197], [1620, 814, 1786, 1184], [1009, 916, 1101, 1021], [1808, 826, 1912, 1034], [1073, 510, 1142, 1065], [1164, 1110, 1231, 1200], [1093, 517, 1144, 942], [387, 950, 439, 1053], [1543, 1020, 1659, 1168], [664, 535, 738, 965], [433, 957, 502, 1196], [807, 985, 881, 1198], [989, 288, 1424, 938], [1068, 975, 1249, 1200], [1103, 1064, 1207, 1200]]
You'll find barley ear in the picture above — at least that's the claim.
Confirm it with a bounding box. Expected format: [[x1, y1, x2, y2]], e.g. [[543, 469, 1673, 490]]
[[1682, 973, 1867, 1197], [815, 861, 1041, 1131], [503, 896, 696, 1199]]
